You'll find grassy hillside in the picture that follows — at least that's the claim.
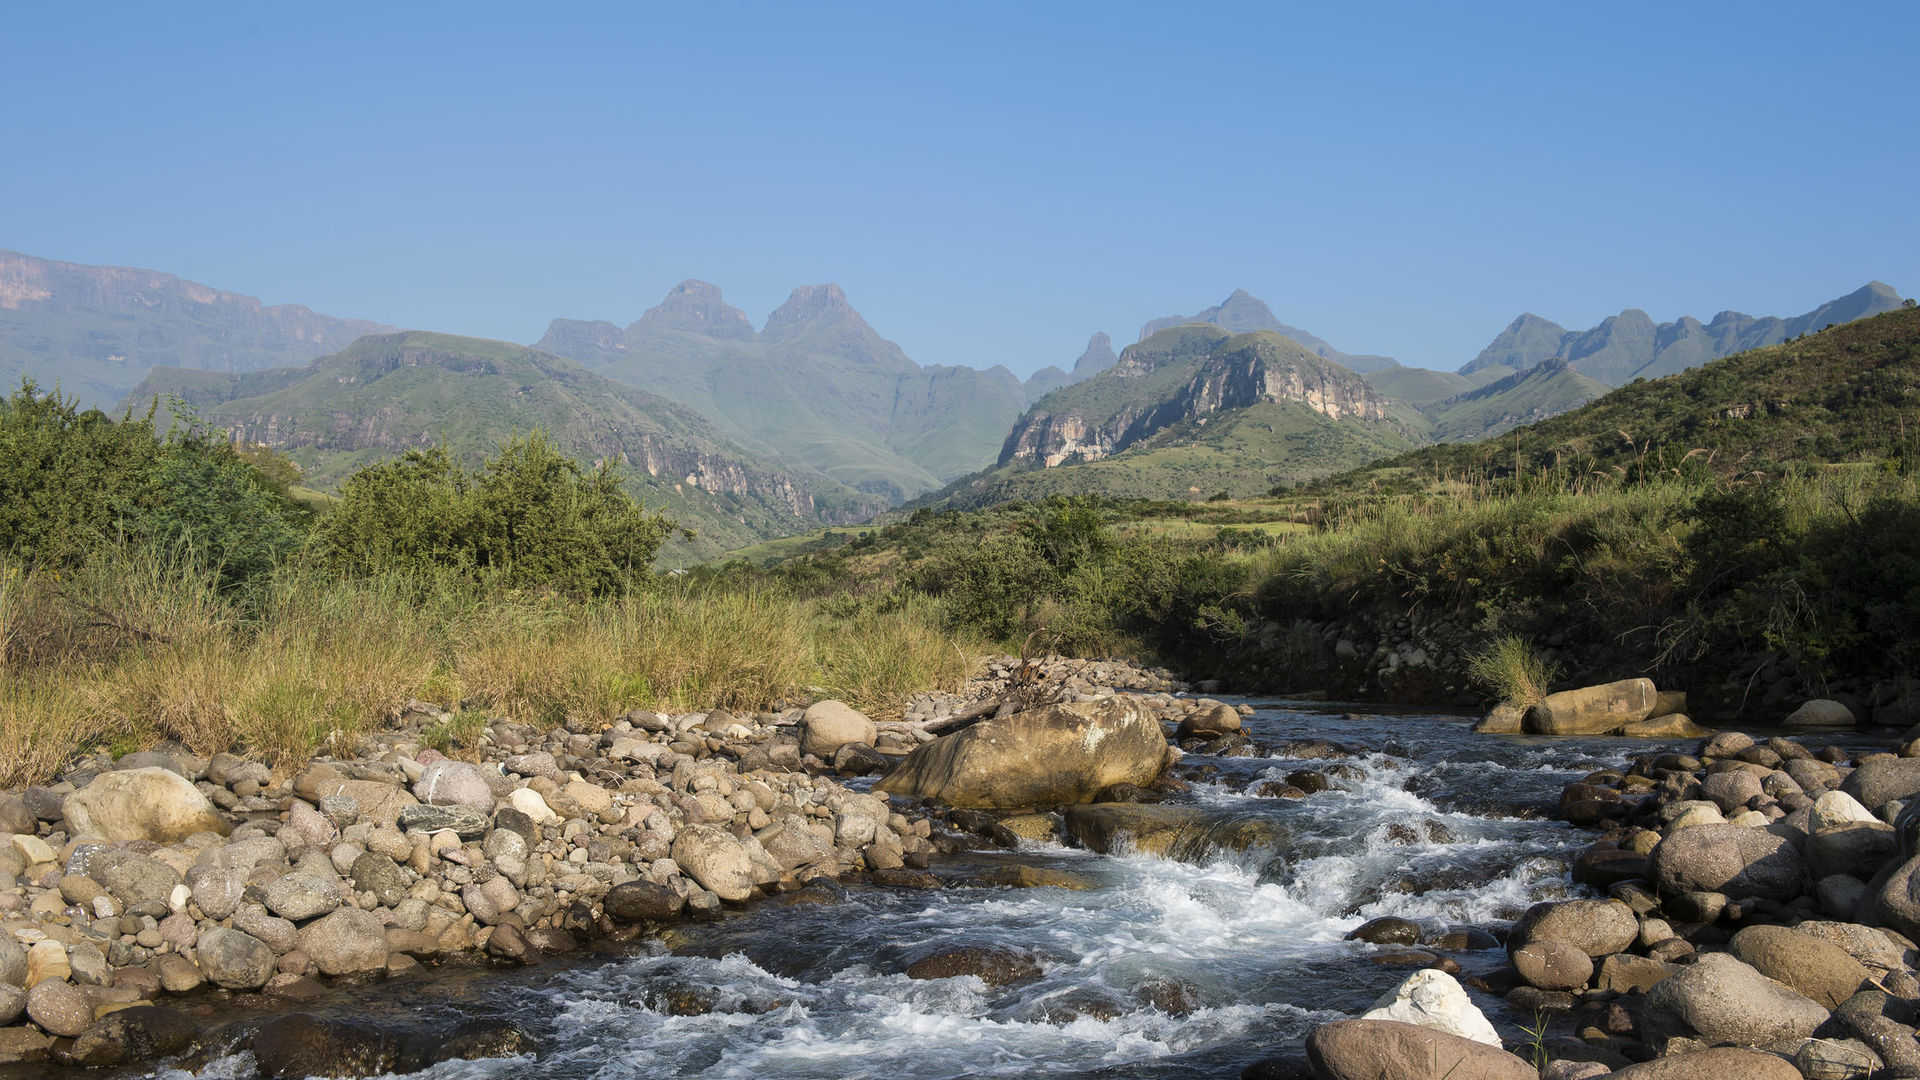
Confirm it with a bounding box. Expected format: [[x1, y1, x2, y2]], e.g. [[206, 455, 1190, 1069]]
[[1312, 306, 1920, 495], [1362, 366, 1475, 406], [1420, 359, 1610, 442], [125, 331, 885, 563]]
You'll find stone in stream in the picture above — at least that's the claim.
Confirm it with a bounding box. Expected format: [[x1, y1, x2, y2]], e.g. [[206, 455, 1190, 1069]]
[[1841, 758, 1920, 815], [671, 824, 757, 902], [61, 767, 229, 843], [1523, 678, 1658, 735], [63, 1005, 199, 1068], [879, 698, 1171, 809], [296, 908, 389, 975], [1345, 916, 1420, 945], [1176, 703, 1241, 739], [195, 927, 276, 990], [1639, 952, 1829, 1050], [799, 699, 877, 760], [262, 871, 343, 921], [903, 944, 1043, 987], [1787, 698, 1857, 728], [1305, 1019, 1535, 1080], [251, 1014, 406, 1080], [603, 880, 686, 922], [1357, 968, 1503, 1045], [25, 978, 93, 1037], [1512, 941, 1594, 991]]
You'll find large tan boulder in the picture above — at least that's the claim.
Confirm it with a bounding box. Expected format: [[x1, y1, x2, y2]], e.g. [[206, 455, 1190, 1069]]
[[63, 768, 228, 844], [670, 825, 756, 901], [877, 697, 1170, 809], [799, 700, 877, 760], [1641, 952, 1829, 1049], [1650, 822, 1806, 901], [1305, 1019, 1535, 1080], [1603, 1047, 1801, 1079], [1523, 678, 1658, 735], [1729, 924, 1873, 1009]]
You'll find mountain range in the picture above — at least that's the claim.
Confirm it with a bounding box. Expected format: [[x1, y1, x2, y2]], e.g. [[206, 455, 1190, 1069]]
[[2, 246, 1907, 554], [533, 281, 1113, 502]]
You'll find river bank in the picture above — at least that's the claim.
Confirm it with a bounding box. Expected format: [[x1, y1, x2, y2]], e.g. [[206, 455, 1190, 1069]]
[[8, 658, 1920, 1079]]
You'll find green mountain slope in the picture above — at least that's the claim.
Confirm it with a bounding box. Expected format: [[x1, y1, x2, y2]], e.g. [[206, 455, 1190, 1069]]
[[1362, 366, 1476, 406], [909, 326, 1421, 509], [1319, 306, 1920, 491], [1, 249, 391, 409], [1420, 359, 1610, 442], [124, 331, 886, 563]]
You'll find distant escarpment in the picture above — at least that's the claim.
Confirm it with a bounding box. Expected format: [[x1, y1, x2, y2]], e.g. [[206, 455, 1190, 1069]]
[[1001, 326, 1388, 468], [0, 248, 391, 408]]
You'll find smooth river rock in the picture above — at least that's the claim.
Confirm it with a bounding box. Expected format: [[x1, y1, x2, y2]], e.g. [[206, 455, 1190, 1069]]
[[798, 700, 877, 760], [1640, 952, 1829, 1049], [878, 698, 1170, 809], [62, 767, 228, 844], [1650, 822, 1807, 901], [1524, 678, 1657, 735], [1305, 1019, 1535, 1080]]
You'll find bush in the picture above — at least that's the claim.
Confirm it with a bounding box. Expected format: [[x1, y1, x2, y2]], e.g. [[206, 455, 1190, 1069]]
[[311, 432, 675, 595], [1466, 634, 1560, 706]]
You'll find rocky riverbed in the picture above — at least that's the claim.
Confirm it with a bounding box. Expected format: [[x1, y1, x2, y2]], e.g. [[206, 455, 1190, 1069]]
[[6, 657, 1920, 1080]]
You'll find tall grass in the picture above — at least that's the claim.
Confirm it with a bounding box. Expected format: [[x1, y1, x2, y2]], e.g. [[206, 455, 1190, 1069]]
[[1466, 635, 1562, 706], [0, 549, 978, 788]]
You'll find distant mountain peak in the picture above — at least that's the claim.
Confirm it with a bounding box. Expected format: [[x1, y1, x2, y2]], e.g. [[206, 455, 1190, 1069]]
[[1072, 332, 1117, 374], [634, 279, 756, 339]]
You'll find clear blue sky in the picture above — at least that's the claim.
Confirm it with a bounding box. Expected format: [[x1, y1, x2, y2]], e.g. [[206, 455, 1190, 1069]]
[[5, 2, 1916, 375]]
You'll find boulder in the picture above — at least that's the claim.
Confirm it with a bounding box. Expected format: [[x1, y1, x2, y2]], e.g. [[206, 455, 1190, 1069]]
[[1812, 791, 1882, 832], [1345, 917, 1421, 946], [61, 767, 228, 843], [1513, 942, 1594, 991], [410, 761, 495, 811], [0, 938, 24, 987], [1357, 969, 1502, 1045], [63, 1006, 198, 1069], [1177, 704, 1241, 739], [903, 945, 1042, 987], [603, 881, 685, 923], [1729, 924, 1872, 1009], [0, 794, 33, 836], [303, 777, 416, 829], [296, 908, 388, 975], [397, 803, 488, 838], [1508, 899, 1638, 958], [1841, 758, 1920, 814], [251, 1014, 404, 1080], [1472, 703, 1525, 734], [195, 927, 276, 990], [262, 871, 342, 921], [186, 865, 247, 921], [1640, 952, 1829, 1049], [1601, 1047, 1802, 1079], [1649, 823, 1807, 901], [1523, 678, 1657, 735], [25, 979, 92, 1037], [349, 852, 408, 908], [799, 700, 877, 760], [671, 825, 756, 902], [878, 698, 1170, 809], [1806, 823, 1899, 882], [1305, 1019, 1535, 1080], [1619, 714, 1709, 738], [75, 847, 180, 909], [1870, 854, 1920, 940], [1787, 699, 1858, 728]]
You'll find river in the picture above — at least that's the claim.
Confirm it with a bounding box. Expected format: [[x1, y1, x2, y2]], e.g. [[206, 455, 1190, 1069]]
[[157, 698, 1705, 1080]]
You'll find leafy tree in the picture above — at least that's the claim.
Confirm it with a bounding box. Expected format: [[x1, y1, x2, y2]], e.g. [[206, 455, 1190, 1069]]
[[311, 432, 675, 594], [0, 381, 161, 565]]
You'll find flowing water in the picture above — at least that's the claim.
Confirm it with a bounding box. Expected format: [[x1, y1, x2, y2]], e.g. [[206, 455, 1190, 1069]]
[[159, 699, 1717, 1080]]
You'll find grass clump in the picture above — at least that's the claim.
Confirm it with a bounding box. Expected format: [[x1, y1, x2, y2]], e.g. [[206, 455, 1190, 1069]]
[[1465, 635, 1561, 707]]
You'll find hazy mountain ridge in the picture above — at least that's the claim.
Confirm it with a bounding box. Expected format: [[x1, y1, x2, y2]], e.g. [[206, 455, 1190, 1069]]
[[124, 331, 885, 562], [0, 249, 392, 408], [535, 280, 1105, 499], [1460, 282, 1905, 385]]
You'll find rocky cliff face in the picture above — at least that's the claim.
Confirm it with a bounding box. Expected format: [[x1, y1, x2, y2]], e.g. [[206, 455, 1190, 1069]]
[[1000, 331, 1388, 468]]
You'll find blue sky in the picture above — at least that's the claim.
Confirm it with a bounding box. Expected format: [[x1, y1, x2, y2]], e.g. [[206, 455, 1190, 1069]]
[[4, 2, 1916, 375]]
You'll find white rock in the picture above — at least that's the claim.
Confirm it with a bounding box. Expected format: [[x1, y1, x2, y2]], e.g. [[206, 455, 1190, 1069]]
[[507, 788, 560, 825], [1812, 791, 1881, 833], [1359, 968, 1502, 1047]]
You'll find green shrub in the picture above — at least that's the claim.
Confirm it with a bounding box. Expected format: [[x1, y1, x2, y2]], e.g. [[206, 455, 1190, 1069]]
[[311, 431, 675, 595]]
